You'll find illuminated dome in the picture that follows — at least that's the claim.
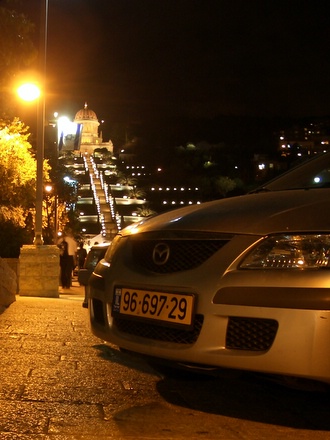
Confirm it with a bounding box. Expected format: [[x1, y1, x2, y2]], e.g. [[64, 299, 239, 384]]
[[75, 102, 98, 121], [72, 102, 113, 155]]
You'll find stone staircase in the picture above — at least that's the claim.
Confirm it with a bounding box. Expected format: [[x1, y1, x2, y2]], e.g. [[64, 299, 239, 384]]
[[84, 155, 118, 240]]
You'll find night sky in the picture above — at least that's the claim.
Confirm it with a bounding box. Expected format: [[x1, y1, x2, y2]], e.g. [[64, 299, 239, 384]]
[[12, 0, 330, 144]]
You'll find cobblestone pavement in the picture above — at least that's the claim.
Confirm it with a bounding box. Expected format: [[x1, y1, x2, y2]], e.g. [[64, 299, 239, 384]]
[[0, 282, 329, 439]]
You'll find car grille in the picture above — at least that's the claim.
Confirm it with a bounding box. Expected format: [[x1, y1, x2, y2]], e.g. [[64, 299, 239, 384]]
[[131, 238, 230, 273], [226, 317, 278, 351], [113, 314, 204, 344]]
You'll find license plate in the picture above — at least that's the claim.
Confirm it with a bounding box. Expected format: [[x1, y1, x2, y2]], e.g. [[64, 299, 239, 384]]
[[112, 287, 195, 327]]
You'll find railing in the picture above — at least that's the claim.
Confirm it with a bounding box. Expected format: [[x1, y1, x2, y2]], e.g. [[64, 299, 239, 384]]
[[82, 154, 121, 236]]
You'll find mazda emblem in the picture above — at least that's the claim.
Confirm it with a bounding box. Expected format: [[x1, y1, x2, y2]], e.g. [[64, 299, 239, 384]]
[[152, 242, 170, 265]]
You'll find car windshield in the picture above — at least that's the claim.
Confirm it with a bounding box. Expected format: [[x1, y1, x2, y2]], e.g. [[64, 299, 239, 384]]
[[85, 247, 108, 270], [256, 152, 330, 192]]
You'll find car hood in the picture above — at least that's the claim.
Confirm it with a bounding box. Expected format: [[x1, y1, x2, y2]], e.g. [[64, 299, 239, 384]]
[[123, 189, 330, 236]]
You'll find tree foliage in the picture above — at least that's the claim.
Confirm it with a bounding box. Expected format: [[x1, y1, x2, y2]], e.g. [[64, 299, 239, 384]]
[[0, 119, 35, 255], [0, 118, 37, 225], [214, 176, 237, 198], [0, 119, 50, 255], [136, 205, 156, 217], [129, 186, 146, 199], [116, 171, 137, 187]]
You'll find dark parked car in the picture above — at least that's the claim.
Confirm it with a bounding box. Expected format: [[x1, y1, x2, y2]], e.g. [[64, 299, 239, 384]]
[[78, 243, 110, 308], [89, 152, 330, 387]]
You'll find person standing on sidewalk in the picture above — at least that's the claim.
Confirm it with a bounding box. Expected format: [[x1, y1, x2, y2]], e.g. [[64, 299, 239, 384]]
[[58, 231, 77, 289], [59, 238, 70, 288], [77, 242, 87, 270]]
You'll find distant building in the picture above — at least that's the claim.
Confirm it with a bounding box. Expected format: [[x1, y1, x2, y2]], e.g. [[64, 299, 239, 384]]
[[277, 119, 330, 158], [74, 103, 113, 155]]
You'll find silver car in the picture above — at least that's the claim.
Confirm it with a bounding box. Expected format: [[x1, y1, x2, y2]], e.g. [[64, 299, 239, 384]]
[[89, 152, 330, 386]]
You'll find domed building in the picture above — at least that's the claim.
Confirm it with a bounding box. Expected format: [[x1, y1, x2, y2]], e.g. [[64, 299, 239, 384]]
[[74, 103, 113, 154]]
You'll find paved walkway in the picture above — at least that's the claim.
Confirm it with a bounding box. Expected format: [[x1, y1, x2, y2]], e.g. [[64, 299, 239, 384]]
[[58, 278, 86, 300], [0, 282, 165, 439], [1, 282, 329, 439]]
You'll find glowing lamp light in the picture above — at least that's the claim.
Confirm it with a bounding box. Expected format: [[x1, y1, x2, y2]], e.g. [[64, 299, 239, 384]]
[[17, 83, 41, 102]]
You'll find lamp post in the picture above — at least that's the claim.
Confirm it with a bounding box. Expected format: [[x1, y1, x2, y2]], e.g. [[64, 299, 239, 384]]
[[18, 0, 49, 245], [17, 82, 43, 240], [16, 79, 61, 297], [17, 80, 44, 244], [17, 0, 60, 298], [34, 0, 49, 245]]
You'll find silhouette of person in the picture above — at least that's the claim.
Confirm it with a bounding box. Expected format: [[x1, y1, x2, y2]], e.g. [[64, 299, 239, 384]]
[[77, 242, 87, 269]]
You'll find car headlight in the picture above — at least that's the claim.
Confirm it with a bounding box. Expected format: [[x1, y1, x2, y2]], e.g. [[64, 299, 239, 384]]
[[240, 234, 330, 269]]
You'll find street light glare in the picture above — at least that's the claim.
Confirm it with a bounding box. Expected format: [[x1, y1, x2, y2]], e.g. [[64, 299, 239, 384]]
[[17, 83, 41, 102]]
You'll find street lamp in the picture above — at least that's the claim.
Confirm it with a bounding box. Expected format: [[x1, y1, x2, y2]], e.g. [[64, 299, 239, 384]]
[[17, 83, 40, 102], [17, 81, 44, 245]]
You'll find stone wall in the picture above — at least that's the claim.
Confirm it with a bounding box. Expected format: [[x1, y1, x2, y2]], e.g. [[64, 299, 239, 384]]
[[2, 258, 19, 293], [0, 258, 17, 310], [19, 245, 60, 297]]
